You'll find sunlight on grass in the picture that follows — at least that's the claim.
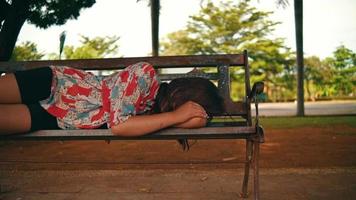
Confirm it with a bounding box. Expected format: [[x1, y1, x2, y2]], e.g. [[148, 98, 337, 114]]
[[259, 116, 356, 129]]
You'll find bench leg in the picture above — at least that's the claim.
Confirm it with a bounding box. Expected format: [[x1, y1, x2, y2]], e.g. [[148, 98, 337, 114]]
[[240, 139, 253, 198], [253, 141, 260, 200]]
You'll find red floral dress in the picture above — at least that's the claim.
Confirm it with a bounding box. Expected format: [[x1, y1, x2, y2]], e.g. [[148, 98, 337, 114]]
[[40, 62, 159, 129]]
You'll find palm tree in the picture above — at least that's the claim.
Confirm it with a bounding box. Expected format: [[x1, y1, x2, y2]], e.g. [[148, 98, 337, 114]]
[[150, 0, 160, 56], [276, 0, 304, 116], [294, 0, 304, 116], [137, 0, 160, 56]]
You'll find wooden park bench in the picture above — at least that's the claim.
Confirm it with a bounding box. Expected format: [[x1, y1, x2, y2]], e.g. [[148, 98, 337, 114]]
[[0, 50, 264, 200]]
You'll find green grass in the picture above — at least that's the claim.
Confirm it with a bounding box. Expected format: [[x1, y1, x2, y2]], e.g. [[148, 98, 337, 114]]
[[258, 116, 356, 129]]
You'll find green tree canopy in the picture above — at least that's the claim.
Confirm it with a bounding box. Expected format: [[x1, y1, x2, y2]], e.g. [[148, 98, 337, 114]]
[[303, 45, 356, 100], [333, 45, 356, 69], [329, 45, 356, 96], [10, 41, 44, 61], [304, 56, 332, 100], [160, 0, 293, 101], [0, 0, 96, 61], [58, 35, 120, 59]]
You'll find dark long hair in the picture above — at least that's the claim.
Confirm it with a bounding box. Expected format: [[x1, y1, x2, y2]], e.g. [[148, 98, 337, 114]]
[[153, 77, 225, 151], [153, 77, 225, 118]]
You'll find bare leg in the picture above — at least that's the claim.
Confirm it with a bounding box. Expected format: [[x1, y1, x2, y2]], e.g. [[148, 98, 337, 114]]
[[0, 73, 22, 104], [0, 74, 30, 134], [0, 104, 31, 135]]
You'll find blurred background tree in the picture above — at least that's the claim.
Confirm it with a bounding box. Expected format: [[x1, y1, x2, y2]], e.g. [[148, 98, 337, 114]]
[[328, 45, 356, 97], [160, 1, 294, 101], [0, 0, 96, 61], [10, 41, 44, 61], [303, 45, 355, 100], [62, 35, 120, 59]]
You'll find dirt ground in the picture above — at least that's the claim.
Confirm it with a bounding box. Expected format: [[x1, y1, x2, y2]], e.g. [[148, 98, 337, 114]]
[[1, 125, 356, 199], [0, 125, 355, 170]]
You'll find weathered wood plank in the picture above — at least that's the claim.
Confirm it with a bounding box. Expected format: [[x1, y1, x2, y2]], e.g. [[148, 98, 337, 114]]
[[0, 54, 245, 72], [0, 126, 256, 141], [158, 73, 219, 81]]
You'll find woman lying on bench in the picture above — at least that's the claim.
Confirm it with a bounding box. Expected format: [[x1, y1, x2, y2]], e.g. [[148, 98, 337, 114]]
[[0, 62, 224, 136]]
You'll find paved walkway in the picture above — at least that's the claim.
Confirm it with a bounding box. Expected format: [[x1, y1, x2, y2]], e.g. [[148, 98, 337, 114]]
[[1, 168, 356, 200]]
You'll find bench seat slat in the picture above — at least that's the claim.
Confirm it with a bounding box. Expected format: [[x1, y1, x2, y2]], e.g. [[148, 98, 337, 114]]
[[0, 126, 256, 141], [159, 73, 219, 81]]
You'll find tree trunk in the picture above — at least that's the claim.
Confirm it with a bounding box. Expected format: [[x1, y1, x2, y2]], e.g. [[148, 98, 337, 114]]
[[150, 0, 160, 56], [0, 0, 30, 61], [294, 0, 304, 116]]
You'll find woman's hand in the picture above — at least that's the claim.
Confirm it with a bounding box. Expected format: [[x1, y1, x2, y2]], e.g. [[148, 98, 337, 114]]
[[172, 101, 207, 124]]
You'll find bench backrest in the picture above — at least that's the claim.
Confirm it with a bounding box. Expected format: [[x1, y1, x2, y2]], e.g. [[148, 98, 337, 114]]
[[0, 51, 252, 126]]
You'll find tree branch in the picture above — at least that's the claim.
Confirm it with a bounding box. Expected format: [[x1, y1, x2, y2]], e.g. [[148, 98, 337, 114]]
[[0, 0, 11, 28]]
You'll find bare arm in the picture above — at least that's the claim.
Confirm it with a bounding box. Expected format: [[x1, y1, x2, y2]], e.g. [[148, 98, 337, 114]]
[[174, 117, 207, 129], [111, 112, 178, 136], [111, 101, 207, 136]]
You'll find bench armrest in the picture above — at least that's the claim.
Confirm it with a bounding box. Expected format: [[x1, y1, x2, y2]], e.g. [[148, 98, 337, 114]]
[[248, 82, 264, 114], [248, 81, 264, 100], [249, 82, 265, 142]]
